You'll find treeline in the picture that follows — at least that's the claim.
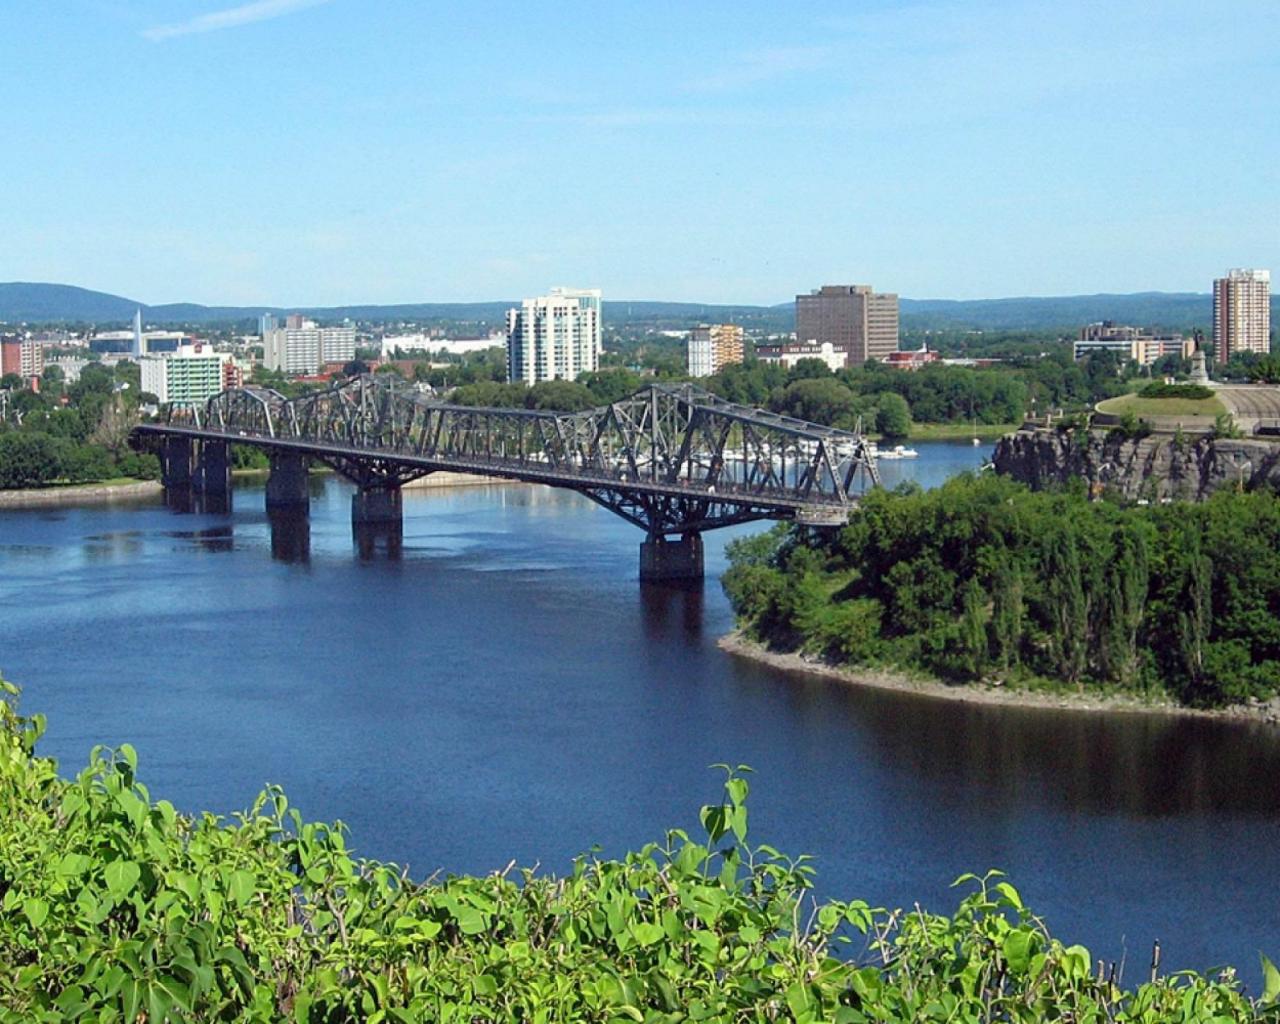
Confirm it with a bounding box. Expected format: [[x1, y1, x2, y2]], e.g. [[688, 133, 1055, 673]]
[[0, 362, 158, 489], [1, 677, 1275, 1021], [724, 474, 1280, 708], [445, 361, 1032, 438]]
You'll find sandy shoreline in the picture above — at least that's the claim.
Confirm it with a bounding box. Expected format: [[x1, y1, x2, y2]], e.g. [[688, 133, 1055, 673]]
[[403, 472, 522, 489], [0, 480, 163, 510], [717, 631, 1280, 727]]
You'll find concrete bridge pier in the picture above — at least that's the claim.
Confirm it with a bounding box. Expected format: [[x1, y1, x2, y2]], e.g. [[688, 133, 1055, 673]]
[[194, 440, 232, 513], [161, 436, 194, 489], [265, 452, 310, 514], [351, 485, 402, 525], [639, 532, 704, 583], [268, 509, 311, 564], [351, 486, 403, 558], [160, 436, 195, 511]]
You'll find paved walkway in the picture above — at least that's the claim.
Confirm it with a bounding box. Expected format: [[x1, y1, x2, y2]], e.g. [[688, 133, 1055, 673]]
[[1215, 386, 1280, 420]]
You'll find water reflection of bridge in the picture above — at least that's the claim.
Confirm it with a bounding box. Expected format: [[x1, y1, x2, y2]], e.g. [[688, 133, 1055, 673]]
[[131, 376, 879, 580]]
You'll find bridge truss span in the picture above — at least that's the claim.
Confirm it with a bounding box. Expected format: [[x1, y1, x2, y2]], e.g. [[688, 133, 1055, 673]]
[[134, 376, 880, 578]]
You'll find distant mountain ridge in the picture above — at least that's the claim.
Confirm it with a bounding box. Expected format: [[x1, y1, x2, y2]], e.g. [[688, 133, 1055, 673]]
[[1, 281, 1269, 332]]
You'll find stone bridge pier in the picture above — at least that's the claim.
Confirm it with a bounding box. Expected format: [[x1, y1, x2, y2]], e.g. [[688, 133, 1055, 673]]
[[351, 485, 402, 525], [265, 452, 311, 514], [194, 440, 231, 513], [160, 436, 194, 489], [639, 532, 704, 583]]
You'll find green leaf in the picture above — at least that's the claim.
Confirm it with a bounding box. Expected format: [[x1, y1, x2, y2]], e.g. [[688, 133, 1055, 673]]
[[228, 869, 255, 907], [630, 922, 665, 948], [22, 897, 49, 928], [1002, 929, 1035, 973], [104, 860, 141, 900], [995, 881, 1024, 910], [1262, 953, 1280, 1004], [152, 974, 193, 1014], [55, 852, 92, 877]]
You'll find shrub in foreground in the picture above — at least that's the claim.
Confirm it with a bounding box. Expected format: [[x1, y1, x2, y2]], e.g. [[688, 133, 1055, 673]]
[[1, 674, 1277, 1022]]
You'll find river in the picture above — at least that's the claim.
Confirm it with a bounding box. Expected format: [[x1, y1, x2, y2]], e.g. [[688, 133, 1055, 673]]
[[1, 439, 1277, 983]]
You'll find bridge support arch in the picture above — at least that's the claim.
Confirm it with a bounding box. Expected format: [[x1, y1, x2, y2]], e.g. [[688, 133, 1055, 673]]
[[639, 532, 704, 583]]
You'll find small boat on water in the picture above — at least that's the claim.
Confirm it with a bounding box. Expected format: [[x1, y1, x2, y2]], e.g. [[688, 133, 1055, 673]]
[[876, 444, 919, 460], [971, 437, 981, 446]]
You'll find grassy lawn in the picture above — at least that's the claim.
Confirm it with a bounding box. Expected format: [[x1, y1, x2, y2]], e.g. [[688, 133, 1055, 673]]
[[904, 421, 1019, 441], [1096, 394, 1225, 418], [52, 476, 152, 489]]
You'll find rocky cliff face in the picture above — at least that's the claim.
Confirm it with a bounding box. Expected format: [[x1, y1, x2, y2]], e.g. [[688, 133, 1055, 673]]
[[992, 427, 1280, 501]]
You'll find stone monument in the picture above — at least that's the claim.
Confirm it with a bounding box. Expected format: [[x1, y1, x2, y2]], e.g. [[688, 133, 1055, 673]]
[[1189, 338, 1211, 386]]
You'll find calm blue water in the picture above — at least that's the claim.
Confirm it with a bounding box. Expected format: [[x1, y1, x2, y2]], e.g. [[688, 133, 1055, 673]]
[[1, 440, 1277, 985]]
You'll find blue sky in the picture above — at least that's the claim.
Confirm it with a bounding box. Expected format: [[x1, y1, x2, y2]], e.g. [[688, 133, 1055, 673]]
[[1, 0, 1277, 305]]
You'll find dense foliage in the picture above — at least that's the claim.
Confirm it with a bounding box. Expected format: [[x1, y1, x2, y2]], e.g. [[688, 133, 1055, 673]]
[[1138, 382, 1214, 401], [0, 362, 159, 489], [724, 474, 1280, 707], [1, 676, 1276, 1022]]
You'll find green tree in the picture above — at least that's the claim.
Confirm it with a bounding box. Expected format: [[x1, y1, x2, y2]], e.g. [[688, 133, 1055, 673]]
[[874, 392, 912, 438], [526, 380, 597, 412], [775, 378, 856, 425], [0, 432, 62, 488]]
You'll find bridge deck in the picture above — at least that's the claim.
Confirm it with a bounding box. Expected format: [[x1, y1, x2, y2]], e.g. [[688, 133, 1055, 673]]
[[134, 423, 849, 516]]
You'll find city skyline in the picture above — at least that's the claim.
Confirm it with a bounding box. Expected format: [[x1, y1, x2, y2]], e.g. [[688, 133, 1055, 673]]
[[1, 1, 1277, 306]]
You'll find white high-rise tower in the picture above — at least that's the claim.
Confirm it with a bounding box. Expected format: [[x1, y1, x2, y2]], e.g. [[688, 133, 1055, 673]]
[[132, 309, 143, 357], [506, 287, 603, 384]]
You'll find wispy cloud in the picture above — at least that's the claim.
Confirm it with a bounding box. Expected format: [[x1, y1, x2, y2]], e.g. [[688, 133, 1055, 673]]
[[143, 0, 332, 42], [684, 45, 832, 92]]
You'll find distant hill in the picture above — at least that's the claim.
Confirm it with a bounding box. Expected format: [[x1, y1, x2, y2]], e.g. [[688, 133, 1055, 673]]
[[1, 281, 1272, 333], [0, 283, 148, 322], [897, 292, 1217, 332]]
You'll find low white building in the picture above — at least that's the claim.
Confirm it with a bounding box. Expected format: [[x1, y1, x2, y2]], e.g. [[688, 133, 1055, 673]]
[[379, 333, 505, 358], [755, 340, 845, 373]]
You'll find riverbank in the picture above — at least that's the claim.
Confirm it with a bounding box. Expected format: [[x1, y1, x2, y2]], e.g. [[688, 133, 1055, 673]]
[[0, 479, 162, 509], [901, 421, 1015, 441], [718, 631, 1280, 726], [403, 471, 520, 489]]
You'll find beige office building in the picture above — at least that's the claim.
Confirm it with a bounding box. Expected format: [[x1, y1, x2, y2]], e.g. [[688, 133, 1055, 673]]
[[262, 320, 357, 374], [687, 324, 744, 377], [1213, 269, 1270, 360], [795, 285, 899, 367]]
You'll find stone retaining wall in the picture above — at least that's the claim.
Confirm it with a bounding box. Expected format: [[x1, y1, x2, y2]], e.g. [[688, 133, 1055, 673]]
[[0, 480, 163, 509]]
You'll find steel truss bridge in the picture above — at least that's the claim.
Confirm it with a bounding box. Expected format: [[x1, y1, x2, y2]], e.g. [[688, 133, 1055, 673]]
[[131, 376, 880, 579]]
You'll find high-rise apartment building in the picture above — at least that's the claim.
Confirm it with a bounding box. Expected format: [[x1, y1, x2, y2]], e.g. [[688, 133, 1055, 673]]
[[1213, 269, 1271, 360], [1, 338, 44, 378], [687, 324, 745, 377], [140, 344, 229, 407], [506, 287, 603, 384], [795, 285, 899, 367], [262, 319, 357, 374]]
